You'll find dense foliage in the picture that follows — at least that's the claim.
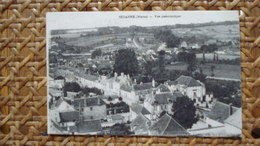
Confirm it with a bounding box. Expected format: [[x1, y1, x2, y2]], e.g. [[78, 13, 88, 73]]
[[110, 123, 131, 135], [172, 96, 198, 129], [91, 49, 102, 59], [63, 82, 81, 97], [113, 49, 139, 76], [155, 29, 181, 48]]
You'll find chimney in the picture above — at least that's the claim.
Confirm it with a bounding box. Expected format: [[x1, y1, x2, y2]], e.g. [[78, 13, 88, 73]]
[[152, 78, 155, 87], [206, 94, 209, 102], [229, 103, 233, 115], [134, 79, 137, 84]]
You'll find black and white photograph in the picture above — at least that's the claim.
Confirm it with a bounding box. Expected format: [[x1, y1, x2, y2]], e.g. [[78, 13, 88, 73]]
[[47, 11, 242, 137]]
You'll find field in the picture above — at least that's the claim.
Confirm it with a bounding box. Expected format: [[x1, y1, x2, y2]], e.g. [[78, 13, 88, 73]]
[[166, 62, 188, 71], [199, 63, 241, 79], [172, 24, 239, 43], [196, 53, 240, 60]]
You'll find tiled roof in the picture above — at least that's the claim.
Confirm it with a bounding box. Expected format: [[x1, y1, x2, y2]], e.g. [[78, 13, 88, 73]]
[[150, 114, 188, 136], [85, 97, 106, 106], [207, 101, 239, 123], [120, 84, 133, 92], [154, 93, 178, 104], [224, 108, 242, 129], [59, 111, 79, 122], [157, 84, 171, 92], [111, 115, 124, 121], [57, 100, 75, 111], [133, 82, 157, 91], [174, 75, 202, 87], [73, 97, 106, 107], [77, 120, 102, 133], [73, 98, 85, 107], [77, 72, 98, 81], [131, 103, 151, 115], [131, 114, 150, 134]]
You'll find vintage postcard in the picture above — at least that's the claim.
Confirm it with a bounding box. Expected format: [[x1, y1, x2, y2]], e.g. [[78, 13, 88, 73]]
[[47, 11, 241, 137]]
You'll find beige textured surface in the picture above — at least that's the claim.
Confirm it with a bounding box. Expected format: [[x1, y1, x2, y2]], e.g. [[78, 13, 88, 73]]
[[0, 0, 260, 145]]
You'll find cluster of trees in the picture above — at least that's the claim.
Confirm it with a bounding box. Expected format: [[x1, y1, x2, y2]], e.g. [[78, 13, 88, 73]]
[[81, 86, 103, 96], [172, 96, 198, 129], [63, 82, 81, 96], [154, 29, 181, 48], [113, 49, 139, 77], [200, 44, 218, 53], [174, 21, 237, 29], [106, 100, 130, 114], [110, 123, 131, 135], [159, 95, 198, 129], [91, 49, 102, 59], [177, 52, 197, 73], [63, 82, 102, 97], [205, 80, 241, 107]]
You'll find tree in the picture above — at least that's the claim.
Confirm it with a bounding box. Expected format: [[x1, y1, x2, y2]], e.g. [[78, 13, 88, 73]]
[[177, 52, 195, 63], [54, 76, 64, 80], [110, 123, 131, 135], [210, 65, 215, 76], [159, 111, 167, 118], [172, 96, 198, 129], [108, 96, 113, 101], [144, 60, 155, 75], [155, 29, 181, 48], [91, 49, 102, 59], [82, 87, 102, 96], [177, 52, 197, 73], [158, 50, 166, 72], [113, 49, 139, 76], [193, 72, 206, 83], [63, 82, 81, 97]]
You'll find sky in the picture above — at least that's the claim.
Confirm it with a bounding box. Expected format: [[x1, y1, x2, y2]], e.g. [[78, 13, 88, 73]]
[[46, 11, 239, 30]]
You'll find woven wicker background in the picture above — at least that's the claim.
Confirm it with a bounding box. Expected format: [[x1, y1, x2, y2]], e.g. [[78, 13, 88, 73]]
[[0, 0, 260, 145]]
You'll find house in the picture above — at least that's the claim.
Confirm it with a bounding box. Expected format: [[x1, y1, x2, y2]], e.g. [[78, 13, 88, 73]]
[[119, 79, 157, 105], [132, 79, 158, 102], [188, 102, 241, 137], [120, 84, 137, 104], [58, 111, 80, 132], [144, 92, 182, 117], [100, 72, 132, 96], [49, 77, 64, 91], [168, 75, 206, 99], [130, 103, 152, 120], [57, 100, 75, 112], [190, 43, 200, 49], [207, 101, 239, 123], [130, 114, 150, 135], [73, 96, 107, 121], [180, 41, 188, 48], [149, 114, 189, 136], [75, 72, 99, 88], [156, 84, 171, 94], [133, 79, 157, 96]]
